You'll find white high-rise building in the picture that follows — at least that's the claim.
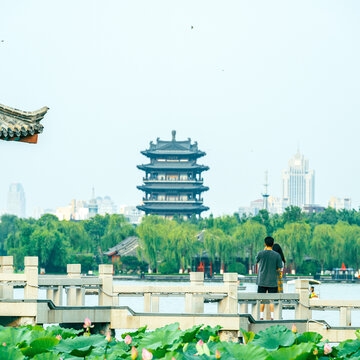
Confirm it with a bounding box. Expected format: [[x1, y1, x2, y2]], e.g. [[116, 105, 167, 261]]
[[6, 183, 26, 218], [282, 152, 315, 208], [328, 197, 352, 210]]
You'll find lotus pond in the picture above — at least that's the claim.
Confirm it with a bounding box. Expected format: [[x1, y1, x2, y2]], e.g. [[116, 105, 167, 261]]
[[0, 321, 360, 359]]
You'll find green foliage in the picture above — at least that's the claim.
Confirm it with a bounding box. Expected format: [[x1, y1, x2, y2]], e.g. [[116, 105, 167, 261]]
[[0, 323, 359, 359], [251, 325, 295, 351], [3, 204, 360, 275]]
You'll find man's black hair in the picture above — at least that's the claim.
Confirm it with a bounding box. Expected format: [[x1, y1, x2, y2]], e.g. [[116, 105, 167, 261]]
[[264, 236, 274, 247]]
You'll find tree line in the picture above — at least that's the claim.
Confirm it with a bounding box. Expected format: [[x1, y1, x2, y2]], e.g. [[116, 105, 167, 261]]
[[0, 206, 359, 274]]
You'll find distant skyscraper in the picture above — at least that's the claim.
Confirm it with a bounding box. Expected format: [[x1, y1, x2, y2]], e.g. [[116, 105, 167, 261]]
[[328, 197, 352, 210], [282, 151, 315, 208], [6, 183, 26, 218]]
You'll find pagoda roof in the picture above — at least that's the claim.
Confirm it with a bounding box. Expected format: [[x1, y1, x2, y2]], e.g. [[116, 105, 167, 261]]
[[137, 203, 209, 213], [0, 103, 49, 143], [137, 184, 209, 192], [141, 130, 206, 158], [137, 163, 209, 172]]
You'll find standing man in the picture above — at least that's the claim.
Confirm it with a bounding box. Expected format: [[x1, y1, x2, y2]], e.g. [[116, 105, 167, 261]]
[[256, 236, 282, 320]]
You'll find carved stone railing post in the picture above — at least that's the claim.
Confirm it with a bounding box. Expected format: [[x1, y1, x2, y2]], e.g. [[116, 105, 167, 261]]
[[99, 264, 114, 306], [24, 257, 38, 299], [340, 307, 351, 327], [188, 272, 204, 313], [67, 264, 82, 306], [218, 273, 238, 314], [295, 279, 311, 319], [0, 256, 14, 299]]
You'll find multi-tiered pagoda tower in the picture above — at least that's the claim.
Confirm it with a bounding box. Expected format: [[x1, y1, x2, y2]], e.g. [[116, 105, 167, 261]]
[[137, 131, 209, 219]]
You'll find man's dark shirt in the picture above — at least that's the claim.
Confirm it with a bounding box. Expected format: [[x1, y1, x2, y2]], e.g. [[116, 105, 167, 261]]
[[256, 249, 282, 287]]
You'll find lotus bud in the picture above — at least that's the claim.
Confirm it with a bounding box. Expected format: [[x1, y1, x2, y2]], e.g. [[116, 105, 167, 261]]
[[324, 343, 332, 355], [291, 324, 297, 333], [313, 349, 318, 355], [215, 349, 221, 359], [105, 331, 111, 342], [197, 339, 204, 346], [142, 348, 153, 360], [56, 335, 62, 340], [83, 317, 93, 328], [2, 342, 6, 346], [131, 346, 138, 360], [125, 334, 132, 345]]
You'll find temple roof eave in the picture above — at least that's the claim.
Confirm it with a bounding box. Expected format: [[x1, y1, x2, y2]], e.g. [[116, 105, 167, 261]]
[[137, 164, 210, 172], [137, 185, 209, 192], [141, 150, 206, 158], [0, 104, 49, 142], [137, 204, 209, 214]]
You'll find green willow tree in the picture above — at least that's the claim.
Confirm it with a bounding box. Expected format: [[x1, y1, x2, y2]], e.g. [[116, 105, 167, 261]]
[[274, 222, 311, 273], [311, 224, 336, 274], [233, 221, 266, 274]]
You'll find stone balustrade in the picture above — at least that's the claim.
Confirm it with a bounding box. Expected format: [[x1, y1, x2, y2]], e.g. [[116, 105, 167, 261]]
[[0, 256, 358, 329]]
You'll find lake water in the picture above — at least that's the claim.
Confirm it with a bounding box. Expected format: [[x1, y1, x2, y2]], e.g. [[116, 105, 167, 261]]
[[15, 280, 360, 329]]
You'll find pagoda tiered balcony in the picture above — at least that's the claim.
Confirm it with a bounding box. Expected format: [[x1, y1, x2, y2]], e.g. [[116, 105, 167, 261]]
[[138, 203, 209, 214], [137, 163, 209, 172], [142, 199, 204, 204], [143, 178, 204, 184], [138, 184, 209, 193]]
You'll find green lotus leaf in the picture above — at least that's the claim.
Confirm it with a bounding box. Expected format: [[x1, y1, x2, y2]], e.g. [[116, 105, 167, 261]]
[[0, 327, 29, 347], [54, 334, 107, 357], [296, 332, 323, 344], [337, 339, 360, 357], [196, 325, 222, 342], [252, 325, 295, 351], [0, 346, 25, 360], [21, 336, 59, 357], [121, 325, 147, 339], [269, 343, 313, 360], [216, 342, 270, 360], [140, 323, 182, 350], [33, 353, 61, 359], [44, 325, 82, 339], [180, 324, 202, 343]]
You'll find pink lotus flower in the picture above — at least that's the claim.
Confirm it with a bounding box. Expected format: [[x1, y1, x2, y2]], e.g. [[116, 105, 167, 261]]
[[142, 348, 153, 360], [215, 349, 221, 359], [291, 324, 297, 334], [197, 339, 204, 346], [125, 334, 132, 345], [131, 346, 138, 360], [56, 335, 62, 340], [2, 342, 6, 346], [105, 331, 111, 342], [324, 343, 332, 355], [83, 317, 94, 329]]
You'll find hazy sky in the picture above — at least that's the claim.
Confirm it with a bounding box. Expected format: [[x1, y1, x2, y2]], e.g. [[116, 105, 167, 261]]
[[1, 1, 360, 217]]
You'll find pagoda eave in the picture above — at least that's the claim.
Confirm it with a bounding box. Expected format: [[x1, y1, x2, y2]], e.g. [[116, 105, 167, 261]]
[[141, 150, 206, 159], [137, 204, 209, 214], [137, 185, 209, 192], [137, 164, 209, 172]]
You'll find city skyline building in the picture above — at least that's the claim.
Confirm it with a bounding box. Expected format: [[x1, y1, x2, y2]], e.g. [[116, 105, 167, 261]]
[[281, 151, 315, 208], [137, 130, 209, 219], [6, 183, 26, 218], [328, 196, 352, 211]]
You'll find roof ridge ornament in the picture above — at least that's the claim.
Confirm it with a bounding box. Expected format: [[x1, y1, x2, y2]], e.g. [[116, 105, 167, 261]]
[[172, 130, 176, 141]]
